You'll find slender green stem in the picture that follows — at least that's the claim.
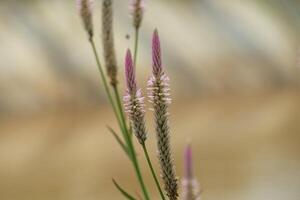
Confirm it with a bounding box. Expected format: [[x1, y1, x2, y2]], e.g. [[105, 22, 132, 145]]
[[142, 144, 166, 200], [90, 39, 129, 136], [112, 85, 127, 128], [112, 85, 150, 200], [130, 145, 150, 200], [89, 39, 121, 125], [131, 27, 153, 200], [133, 28, 139, 69], [90, 39, 149, 199]]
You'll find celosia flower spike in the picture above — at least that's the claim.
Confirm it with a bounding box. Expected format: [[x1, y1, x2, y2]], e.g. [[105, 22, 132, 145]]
[[124, 49, 147, 144], [182, 144, 201, 200], [77, 0, 93, 40], [148, 29, 178, 200], [129, 0, 145, 29], [102, 0, 118, 86]]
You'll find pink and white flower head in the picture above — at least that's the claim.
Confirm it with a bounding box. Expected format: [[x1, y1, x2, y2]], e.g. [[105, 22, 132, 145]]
[[123, 49, 147, 144], [148, 29, 171, 105]]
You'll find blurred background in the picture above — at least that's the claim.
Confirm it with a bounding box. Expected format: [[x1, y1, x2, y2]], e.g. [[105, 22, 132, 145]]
[[0, 0, 300, 199]]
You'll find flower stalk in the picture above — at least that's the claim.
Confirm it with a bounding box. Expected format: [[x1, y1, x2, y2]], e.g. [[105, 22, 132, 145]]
[[77, 1, 186, 200], [148, 29, 178, 200], [124, 50, 166, 200], [101, 1, 150, 199], [78, 1, 150, 199]]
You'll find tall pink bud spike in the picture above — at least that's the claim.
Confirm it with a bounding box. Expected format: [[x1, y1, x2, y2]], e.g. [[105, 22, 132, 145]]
[[182, 144, 202, 200], [152, 29, 163, 76], [125, 49, 137, 93], [184, 144, 193, 179], [149, 29, 177, 199]]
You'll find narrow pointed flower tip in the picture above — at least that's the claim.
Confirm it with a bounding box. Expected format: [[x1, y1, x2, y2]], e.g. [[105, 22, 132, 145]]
[[184, 143, 193, 178], [152, 29, 163, 76], [77, 0, 93, 39], [125, 49, 137, 92]]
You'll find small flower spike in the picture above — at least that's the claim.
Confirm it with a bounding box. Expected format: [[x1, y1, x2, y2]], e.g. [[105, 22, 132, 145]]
[[129, 0, 145, 29], [77, 0, 94, 40], [148, 29, 178, 200], [102, 0, 118, 86], [182, 144, 201, 200], [124, 49, 147, 144]]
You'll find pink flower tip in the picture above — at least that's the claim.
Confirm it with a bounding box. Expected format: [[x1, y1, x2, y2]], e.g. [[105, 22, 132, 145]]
[[152, 29, 162, 76], [184, 143, 193, 178], [125, 49, 136, 92]]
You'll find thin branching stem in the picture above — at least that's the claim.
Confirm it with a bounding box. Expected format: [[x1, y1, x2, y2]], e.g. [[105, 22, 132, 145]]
[[89, 39, 123, 129], [133, 28, 139, 69], [91, 38, 149, 199], [90, 39, 132, 163], [142, 144, 166, 200], [112, 85, 150, 200]]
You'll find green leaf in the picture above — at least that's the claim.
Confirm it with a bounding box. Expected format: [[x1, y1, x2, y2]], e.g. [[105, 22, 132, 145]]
[[107, 126, 131, 159], [112, 179, 137, 200]]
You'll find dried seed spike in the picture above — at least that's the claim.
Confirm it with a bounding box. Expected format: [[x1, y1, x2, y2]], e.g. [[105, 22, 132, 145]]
[[129, 0, 145, 29], [77, 0, 94, 40], [102, 0, 118, 86]]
